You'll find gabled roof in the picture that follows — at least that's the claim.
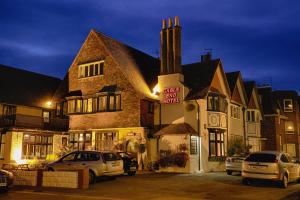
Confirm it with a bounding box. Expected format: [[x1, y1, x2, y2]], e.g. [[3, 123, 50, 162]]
[[0, 64, 61, 108], [92, 30, 160, 96], [244, 81, 256, 102], [226, 71, 240, 94], [183, 59, 226, 100]]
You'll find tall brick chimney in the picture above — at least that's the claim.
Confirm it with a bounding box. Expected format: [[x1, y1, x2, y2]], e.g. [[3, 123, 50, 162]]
[[160, 16, 182, 75]]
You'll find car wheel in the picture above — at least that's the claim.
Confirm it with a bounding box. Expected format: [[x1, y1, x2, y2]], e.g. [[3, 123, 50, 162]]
[[226, 170, 233, 175], [280, 174, 288, 188], [242, 178, 250, 185], [89, 170, 96, 184], [128, 171, 136, 176]]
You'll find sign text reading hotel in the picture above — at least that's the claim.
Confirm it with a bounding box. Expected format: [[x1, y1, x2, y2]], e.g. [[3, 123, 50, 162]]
[[162, 87, 180, 104]]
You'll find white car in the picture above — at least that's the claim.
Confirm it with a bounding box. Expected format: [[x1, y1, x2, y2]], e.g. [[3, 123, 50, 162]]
[[242, 151, 300, 188], [47, 151, 124, 184], [225, 154, 245, 175]]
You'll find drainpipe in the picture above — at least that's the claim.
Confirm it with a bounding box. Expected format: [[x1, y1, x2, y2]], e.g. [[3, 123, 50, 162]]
[[242, 107, 247, 152], [195, 100, 201, 172]]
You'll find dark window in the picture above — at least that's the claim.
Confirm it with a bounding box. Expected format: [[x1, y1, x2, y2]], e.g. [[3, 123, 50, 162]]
[[245, 153, 277, 163], [280, 154, 289, 163], [89, 64, 94, 76], [209, 132, 224, 157], [103, 153, 121, 161], [84, 66, 89, 77], [62, 153, 77, 162], [22, 134, 53, 159], [95, 64, 99, 75], [148, 101, 154, 113], [77, 153, 100, 161], [100, 62, 104, 75], [207, 93, 227, 113], [56, 103, 61, 116]]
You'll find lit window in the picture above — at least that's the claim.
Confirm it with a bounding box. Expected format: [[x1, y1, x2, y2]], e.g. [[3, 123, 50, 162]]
[[22, 134, 53, 159], [98, 96, 107, 111], [87, 98, 93, 113], [95, 131, 118, 151], [209, 132, 224, 157], [78, 61, 104, 78], [285, 121, 294, 134], [43, 111, 50, 123], [76, 99, 82, 113], [67, 100, 76, 114], [284, 99, 293, 112], [69, 133, 92, 150], [0, 134, 5, 159]]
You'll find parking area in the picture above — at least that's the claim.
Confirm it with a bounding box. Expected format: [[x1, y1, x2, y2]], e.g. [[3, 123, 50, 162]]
[[1, 172, 300, 200]]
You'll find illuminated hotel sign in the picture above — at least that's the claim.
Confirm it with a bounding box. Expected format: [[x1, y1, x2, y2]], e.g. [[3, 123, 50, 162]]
[[162, 87, 180, 104]]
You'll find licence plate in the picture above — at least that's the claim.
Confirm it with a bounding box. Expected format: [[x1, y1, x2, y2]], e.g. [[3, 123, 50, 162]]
[[130, 166, 137, 170], [251, 165, 267, 169], [112, 162, 120, 167], [0, 183, 7, 187]]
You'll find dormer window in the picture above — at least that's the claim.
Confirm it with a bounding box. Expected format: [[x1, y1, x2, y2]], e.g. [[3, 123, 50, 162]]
[[78, 61, 104, 78], [284, 99, 293, 112]]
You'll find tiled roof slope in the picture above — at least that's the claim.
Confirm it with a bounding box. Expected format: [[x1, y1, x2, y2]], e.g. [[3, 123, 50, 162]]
[[226, 71, 240, 94], [182, 59, 220, 100], [93, 30, 160, 96], [0, 64, 61, 108]]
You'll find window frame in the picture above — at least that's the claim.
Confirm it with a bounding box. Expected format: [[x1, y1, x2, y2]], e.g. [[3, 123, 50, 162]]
[[284, 99, 293, 112], [209, 131, 225, 157], [22, 133, 53, 159], [0, 133, 6, 160], [78, 61, 105, 78], [285, 121, 295, 134]]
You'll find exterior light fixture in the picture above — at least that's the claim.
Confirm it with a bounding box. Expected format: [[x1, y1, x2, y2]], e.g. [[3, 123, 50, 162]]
[[152, 84, 161, 96], [46, 101, 53, 108]]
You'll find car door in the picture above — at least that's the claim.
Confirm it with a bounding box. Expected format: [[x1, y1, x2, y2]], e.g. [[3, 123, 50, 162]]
[[286, 154, 299, 180], [75, 152, 105, 174], [102, 152, 123, 173], [54, 152, 78, 170], [281, 154, 296, 180]]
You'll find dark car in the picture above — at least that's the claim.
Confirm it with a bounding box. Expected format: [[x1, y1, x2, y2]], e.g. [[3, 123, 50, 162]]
[[117, 152, 138, 176], [0, 170, 13, 193]]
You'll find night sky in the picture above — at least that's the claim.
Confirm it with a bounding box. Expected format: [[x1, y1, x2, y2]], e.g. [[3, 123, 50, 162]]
[[1, 0, 299, 93]]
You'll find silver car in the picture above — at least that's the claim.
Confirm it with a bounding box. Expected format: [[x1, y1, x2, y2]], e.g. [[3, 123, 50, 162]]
[[225, 154, 245, 175], [47, 151, 124, 184], [242, 151, 300, 188]]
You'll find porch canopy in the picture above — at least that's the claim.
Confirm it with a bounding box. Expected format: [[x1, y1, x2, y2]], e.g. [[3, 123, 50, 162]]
[[154, 123, 198, 137]]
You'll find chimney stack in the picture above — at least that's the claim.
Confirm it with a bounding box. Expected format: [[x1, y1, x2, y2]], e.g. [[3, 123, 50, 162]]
[[160, 16, 182, 75]]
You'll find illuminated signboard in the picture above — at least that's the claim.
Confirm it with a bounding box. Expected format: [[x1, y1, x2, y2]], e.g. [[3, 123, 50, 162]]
[[162, 87, 180, 104]]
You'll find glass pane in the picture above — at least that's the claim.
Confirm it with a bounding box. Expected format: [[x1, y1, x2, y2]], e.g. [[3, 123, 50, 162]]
[[100, 62, 104, 75], [83, 99, 88, 113], [210, 132, 215, 141], [115, 95, 121, 110], [210, 143, 216, 156], [87, 98, 93, 113], [89, 64, 94, 76], [95, 64, 99, 75], [109, 96, 115, 110]]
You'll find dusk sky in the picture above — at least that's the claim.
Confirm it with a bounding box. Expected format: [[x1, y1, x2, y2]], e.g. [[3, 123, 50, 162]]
[[0, 0, 299, 93]]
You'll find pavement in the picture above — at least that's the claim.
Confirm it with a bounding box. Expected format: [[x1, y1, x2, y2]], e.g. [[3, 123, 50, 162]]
[[0, 172, 300, 200]]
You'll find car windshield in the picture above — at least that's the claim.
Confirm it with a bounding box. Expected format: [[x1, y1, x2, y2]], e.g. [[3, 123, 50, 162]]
[[245, 153, 277, 163]]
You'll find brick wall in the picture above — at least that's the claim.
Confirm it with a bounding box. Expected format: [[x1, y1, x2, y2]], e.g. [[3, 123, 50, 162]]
[[68, 31, 144, 130], [13, 171, 37, 186], [42, 171, 78, 188]]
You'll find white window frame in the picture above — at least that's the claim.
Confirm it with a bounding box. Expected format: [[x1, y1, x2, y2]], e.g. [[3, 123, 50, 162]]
[[283, 99, 293, 112], [78, 60, 104, 78], [230, 105, 240, 119]]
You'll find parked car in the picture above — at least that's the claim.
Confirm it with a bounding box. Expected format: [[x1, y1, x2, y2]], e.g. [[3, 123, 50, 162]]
[[0, 169, 13, 193], [225, 154, 245, 175], [117, 152, 138, 176], [242, 151, 300, 188], [47, 151, 124, 184]]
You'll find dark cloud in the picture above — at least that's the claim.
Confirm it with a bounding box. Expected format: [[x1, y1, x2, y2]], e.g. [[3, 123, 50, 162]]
[[0, 0, 299, 93]]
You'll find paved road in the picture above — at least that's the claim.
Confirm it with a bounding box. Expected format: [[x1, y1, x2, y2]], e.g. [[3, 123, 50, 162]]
[[1, 172, 299, 200]]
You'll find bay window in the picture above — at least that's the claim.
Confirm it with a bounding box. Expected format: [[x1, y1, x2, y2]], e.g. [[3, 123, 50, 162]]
[[207, 93, 227, 113], [22, 134, 53, 159]]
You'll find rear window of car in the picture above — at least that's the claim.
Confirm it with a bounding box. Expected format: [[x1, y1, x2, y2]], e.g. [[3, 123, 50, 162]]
[[245, 153, 277, 163], [103, 153, 122, 161]]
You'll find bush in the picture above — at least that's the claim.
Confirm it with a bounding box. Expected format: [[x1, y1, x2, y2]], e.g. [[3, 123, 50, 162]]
[[227, 137, 247, 156], [158, 152, 189, 168]]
